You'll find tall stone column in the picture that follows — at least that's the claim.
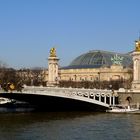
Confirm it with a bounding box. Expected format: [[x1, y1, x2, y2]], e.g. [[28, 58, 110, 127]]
[[47, 48, 59, 87], [132, 40, 140, 89]]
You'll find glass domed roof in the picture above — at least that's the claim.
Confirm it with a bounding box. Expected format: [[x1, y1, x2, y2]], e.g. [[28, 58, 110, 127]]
[[63, 50, 132, 69]]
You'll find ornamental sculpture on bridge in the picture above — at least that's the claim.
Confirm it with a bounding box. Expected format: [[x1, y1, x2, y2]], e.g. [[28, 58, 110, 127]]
[[135, 40, 140, 52], [50, 47, 56, 57]]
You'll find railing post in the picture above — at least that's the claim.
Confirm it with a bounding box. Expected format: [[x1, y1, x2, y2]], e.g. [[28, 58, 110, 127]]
[[113, 95, 115, 106], [109, 95, 112, 106], [104, 95, 106, 104], [99, 94, 101, 102], [86, 92, 89, 98]]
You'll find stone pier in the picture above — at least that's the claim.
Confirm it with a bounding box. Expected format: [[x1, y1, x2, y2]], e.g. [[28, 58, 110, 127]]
[[132, 40, 140, 89], [47, 48, 59, 87]]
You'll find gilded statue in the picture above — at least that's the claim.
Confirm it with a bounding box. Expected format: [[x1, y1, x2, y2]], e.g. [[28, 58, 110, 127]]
[[50, 47, 56, 57], [135, 40, 140, 52]]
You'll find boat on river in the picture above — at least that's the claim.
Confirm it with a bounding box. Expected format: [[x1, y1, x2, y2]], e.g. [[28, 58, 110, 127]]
[[106, 105, 140, 113], [0, 97, 15, 105]]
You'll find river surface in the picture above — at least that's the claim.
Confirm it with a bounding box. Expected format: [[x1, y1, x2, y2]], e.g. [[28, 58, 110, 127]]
[[0, 109, 140, 140]]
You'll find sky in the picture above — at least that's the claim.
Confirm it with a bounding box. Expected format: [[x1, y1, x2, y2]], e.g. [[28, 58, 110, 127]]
[[0, 0, 140, 69]]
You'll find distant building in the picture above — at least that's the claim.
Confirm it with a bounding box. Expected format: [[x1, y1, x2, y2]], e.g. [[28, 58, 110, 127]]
[[44, 50, 133, 85]]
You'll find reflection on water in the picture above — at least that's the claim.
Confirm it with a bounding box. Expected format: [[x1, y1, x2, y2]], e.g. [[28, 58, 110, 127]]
[[0, 107, 35, 113], [0, 110, 140, 140]]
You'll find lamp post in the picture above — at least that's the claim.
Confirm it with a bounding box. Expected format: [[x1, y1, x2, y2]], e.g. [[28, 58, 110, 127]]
[[98, 72, 101, 89], [109, 84, 115, 106], [31, 76, 33, 86], [74, 75, 77, 81], [109, 84, 112, 90]]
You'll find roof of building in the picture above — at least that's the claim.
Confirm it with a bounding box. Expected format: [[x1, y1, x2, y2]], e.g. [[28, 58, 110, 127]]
[[62, 50, 132, 69]]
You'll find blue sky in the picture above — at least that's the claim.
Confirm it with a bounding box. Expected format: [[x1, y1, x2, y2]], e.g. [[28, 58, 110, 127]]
[[0, 0, 140, 69]]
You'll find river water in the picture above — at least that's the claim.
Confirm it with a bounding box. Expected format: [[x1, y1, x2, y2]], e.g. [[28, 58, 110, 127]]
[[0, 109, 140, 140]]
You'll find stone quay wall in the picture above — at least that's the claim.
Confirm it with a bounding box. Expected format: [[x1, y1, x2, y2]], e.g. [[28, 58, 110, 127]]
[[117, 90, 140, 107]]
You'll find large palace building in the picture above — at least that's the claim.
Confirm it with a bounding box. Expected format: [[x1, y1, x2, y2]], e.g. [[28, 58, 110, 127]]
[[44, 49, 133, 84]]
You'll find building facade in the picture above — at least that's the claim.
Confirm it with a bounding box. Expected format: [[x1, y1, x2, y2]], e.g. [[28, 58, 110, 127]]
[[44, 50, 133, 86]]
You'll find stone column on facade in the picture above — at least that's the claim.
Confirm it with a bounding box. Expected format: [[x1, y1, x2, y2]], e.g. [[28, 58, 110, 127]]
[[132, 40, 140, 89], [47, 48, 59, 87]]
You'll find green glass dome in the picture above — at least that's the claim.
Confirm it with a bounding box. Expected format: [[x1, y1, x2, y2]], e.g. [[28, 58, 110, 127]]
[[63, 50, 132, 69]]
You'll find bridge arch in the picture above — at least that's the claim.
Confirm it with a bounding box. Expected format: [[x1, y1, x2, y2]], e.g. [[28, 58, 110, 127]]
[[0, 87, 117, 111]]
